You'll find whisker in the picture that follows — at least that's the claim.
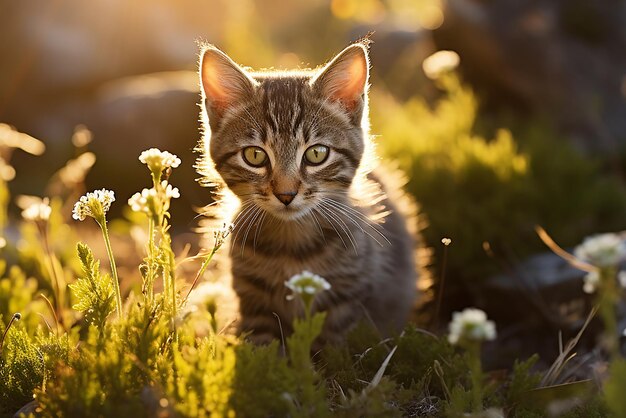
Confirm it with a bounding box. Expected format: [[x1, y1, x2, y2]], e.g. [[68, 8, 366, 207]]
[[313, 207, 348, 251], [318, 203, 358, 255], [230, 201, 256, 228], [309, 210, 327, 245], [230, 205, 259, 252], [324, 198, 391, 246], [194, 196, 256, 220], [241, 207, 264, 258], [321, 202, 359, 254], [325, 196, 390, 237], [253, 211, 267, 255]]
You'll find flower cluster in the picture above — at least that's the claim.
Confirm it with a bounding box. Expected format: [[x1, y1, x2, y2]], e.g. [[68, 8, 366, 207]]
[[139, 148, 181, 174], [574, 233, 626, 268], [582, 266, 626, 295], [72, 189, 115, 222], [285, 271, 331, 300], [128, 181, 179, 215], [22, 198, 52, 222], [163, 182, 180, 199], [448, 308, 496, 345], [128, 188, 155, 214], [582, 271, 600, 294]]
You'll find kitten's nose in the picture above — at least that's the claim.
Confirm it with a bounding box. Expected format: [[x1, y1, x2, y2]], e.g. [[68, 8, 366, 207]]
[[274, 191, 297, 206]]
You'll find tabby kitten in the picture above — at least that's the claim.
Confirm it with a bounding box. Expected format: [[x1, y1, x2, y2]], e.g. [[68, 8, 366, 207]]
[[197, 41, 418, 344]]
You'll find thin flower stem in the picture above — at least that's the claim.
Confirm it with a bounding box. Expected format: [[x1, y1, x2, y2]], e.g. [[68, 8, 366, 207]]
[[39, 225, 62, 322], [435, 242, 449, 329], [146, 217, 156, 303], [167, 239, 177, 321], [303, 297, 313, 322], [151, 172, 162, 190], [99, 218, 122, 319], [590, 266, 621, 360], [599, 267, 619, 359], [181, 247, 217, 307], [468, 342, 483, 413]]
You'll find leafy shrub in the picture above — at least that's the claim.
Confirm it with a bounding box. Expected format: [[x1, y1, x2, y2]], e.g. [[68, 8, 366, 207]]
[[371, 75, 626, 287]]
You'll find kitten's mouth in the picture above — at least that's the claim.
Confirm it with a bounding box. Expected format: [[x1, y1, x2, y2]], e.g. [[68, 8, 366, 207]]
[[267, 203, 310, 221]]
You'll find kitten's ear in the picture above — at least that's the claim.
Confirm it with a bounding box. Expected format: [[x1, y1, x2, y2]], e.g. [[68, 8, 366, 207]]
[[311, 43, 369, 118], [200, 46, 256, 129]]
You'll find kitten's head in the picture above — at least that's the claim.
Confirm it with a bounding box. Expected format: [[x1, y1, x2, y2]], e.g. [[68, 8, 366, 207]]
[[198, 42, 371, 221]]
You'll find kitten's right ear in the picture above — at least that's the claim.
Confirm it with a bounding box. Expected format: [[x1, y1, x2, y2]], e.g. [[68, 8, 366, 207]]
[[200, 46, 256, 129]]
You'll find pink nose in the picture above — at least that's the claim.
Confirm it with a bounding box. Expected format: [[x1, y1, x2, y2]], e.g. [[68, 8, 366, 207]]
[[274, 191, 297, 206]]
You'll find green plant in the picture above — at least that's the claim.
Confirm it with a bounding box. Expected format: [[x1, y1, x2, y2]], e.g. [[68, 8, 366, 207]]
[[69, 243, 115, 331], [371, 74, 626, 288]]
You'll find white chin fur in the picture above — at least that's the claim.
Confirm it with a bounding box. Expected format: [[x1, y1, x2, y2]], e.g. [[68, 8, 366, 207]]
[[265, 204, 310, 221]]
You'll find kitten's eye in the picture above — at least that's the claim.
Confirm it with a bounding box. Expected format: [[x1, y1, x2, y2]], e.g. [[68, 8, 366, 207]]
[[304, 145, 329, 165], [242, 146, 268, 167]]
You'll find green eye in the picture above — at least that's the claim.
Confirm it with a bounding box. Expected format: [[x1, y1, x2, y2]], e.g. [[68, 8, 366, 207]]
[[242, 146, 268, 167], [304, 145, 329, 165]]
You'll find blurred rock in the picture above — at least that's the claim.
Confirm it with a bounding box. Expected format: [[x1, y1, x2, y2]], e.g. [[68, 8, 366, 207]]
[[434, 0, 626, 154], [482, 251, 589, 329], [480, 251, 601, 370], [87, 71, 208, 225]]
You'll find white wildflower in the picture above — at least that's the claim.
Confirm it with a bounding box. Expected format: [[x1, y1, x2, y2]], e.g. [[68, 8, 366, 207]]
[[72, 189, 115, 221], [139, 148, 181, 173], [22, 198, 52, 222], [285, 270, 331, 300], [574, 233, 626, 268], [448, 308, 496, 345], [129, 182, 178, 215], [619, 271, 626, 288], [582, 270, 600, 294], [128, 188, 156, 214], [161, 181, 180, 199]]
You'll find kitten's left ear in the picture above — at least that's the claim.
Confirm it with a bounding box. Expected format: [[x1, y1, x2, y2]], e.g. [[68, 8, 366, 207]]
[[311, 43, 369, 118]]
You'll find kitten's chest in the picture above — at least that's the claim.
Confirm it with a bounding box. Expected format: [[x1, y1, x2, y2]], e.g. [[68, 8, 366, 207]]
[[229, 223, 365, 285]]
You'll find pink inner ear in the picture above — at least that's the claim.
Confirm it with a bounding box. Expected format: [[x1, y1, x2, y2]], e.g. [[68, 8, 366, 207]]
[[202, 68, 227, 107], [200, 49, 253, 113], [318, 46, 369, 111], [332, 56, 367, 109], [201, 57, 232, 111]]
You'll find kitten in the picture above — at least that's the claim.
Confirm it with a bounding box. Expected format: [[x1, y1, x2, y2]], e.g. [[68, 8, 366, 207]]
[[197, 40, 418, 345]]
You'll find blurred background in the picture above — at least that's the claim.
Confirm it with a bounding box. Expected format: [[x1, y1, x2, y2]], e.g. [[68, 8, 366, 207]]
[[2, 0, 626, 367]]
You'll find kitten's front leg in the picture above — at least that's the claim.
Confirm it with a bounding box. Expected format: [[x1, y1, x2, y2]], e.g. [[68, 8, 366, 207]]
[[238, 311, 291, 345], [235, 276, 292, 345]]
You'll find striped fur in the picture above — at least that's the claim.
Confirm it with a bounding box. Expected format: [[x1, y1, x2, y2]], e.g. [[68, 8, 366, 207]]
[[197, 41, 418, 345]]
